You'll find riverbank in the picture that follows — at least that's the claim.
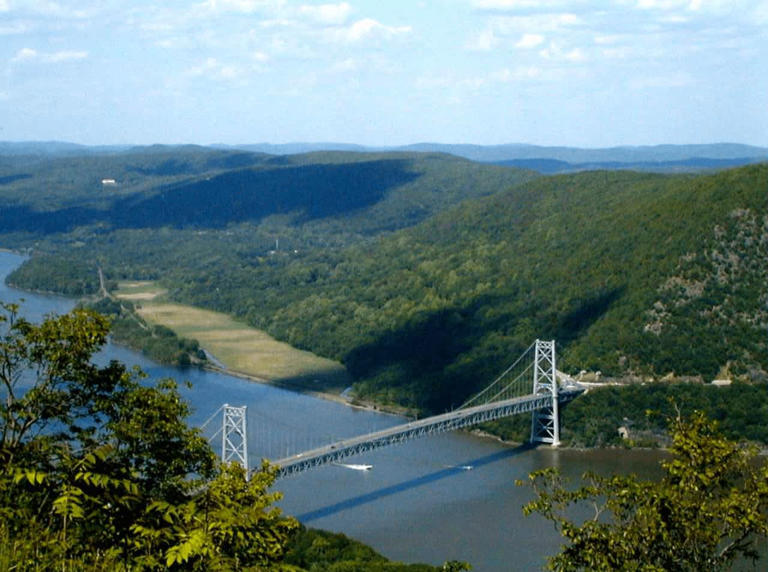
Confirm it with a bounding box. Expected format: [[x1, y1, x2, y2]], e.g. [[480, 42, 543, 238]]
[[114, 281, 349, 383], [198, 360, 408, 417], [105, 281, 419, 414]]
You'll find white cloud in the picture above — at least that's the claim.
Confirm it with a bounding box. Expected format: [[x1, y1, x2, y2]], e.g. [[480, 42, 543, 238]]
[[416, 65, 545, 95], [630, 73, 693, 88], [636, 0, 691, 9], [491, 12, 583, 35], [184, 54, 270, 83], [464, 12, 581, 53], [0, 22, 28, 35], [515, 33, 544, 48], [601, 46, 632, 59], [7, 1, 93, 18], [198, 0, 280, 14], [329, 57, 359, 73], [473, 0, 574, 9], [11, 47, 88, 64], [186, 57, 242, 81], [334, 18, 411, 43], [466, 28, 498, 51], [11, 47, 38, 63], [49, 50, 89, 62], [259, 18, 296, 29], [299, 2, 351, 25], [491, 66, 542, 81], [539, 42, 586, 62], [415, 75, 453, 90], [594, 34, 622, 45], [633, 0, 719, 10], [140, 21, 176, 33]]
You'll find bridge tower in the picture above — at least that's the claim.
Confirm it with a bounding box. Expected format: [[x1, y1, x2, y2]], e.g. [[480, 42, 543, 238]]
[[221, 404, 249, 476], [530, 339, 560, 446]]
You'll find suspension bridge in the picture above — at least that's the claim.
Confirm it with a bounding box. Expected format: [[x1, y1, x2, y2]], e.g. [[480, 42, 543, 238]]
[[200, 339, 584, 479]]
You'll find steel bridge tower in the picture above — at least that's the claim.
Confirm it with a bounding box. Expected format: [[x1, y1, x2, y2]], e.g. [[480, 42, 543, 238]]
[[530, 339, 560, 446], [221, 404, 249, 476]]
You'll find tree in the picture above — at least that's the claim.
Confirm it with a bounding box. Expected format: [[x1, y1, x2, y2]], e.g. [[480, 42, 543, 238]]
[[0, 302, 297, 568], [519, 411, 768, 571]]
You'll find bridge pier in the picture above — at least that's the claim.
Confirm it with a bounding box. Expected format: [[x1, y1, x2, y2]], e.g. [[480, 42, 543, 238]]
[[222, 404, 249, 477], [530, 339, 560, 446]]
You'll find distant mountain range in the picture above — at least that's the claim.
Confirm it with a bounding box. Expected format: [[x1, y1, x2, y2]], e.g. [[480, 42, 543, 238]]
[[2, 141, 766, 173], [219, 142, 768, 172]]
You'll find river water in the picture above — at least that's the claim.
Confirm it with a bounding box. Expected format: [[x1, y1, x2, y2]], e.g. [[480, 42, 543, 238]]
[[0, 250, 673, 571]]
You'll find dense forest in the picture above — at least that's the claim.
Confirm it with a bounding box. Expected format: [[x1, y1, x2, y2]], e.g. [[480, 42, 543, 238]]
[[1, 145, 766, 428]]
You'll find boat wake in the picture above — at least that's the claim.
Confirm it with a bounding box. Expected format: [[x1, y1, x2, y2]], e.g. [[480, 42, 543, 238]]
[[334, 463, 373, 471]]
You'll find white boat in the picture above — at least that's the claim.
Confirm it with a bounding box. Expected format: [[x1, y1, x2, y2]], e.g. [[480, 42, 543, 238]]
[[444, 464, 474, 470], [335, 463, 373, 471]]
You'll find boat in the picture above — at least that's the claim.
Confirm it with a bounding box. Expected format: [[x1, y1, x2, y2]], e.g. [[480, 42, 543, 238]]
[[334, 463, 373, 471]]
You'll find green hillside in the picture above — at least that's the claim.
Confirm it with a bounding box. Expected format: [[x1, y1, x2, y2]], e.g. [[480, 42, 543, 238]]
[[164, 165, 765, 412], [1, 149, 534, 295], [2, 148, 766, 418]]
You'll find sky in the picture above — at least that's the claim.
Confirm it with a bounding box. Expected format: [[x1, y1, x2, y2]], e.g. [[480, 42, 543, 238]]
[[1, 0, 767, 148]]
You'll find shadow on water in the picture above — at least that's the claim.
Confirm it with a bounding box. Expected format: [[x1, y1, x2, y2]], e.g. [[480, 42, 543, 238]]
[[296, 442, 537, 522]]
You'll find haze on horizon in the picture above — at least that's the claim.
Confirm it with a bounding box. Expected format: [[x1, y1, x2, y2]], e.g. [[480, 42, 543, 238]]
[[1, 0, 766, 149]]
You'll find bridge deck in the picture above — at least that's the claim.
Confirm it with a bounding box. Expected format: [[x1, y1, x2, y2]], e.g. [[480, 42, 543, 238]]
[[273, 386, 583, 477]]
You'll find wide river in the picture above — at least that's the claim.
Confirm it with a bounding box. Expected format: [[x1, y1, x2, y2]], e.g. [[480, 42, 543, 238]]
[[1, 250, 670, 571]]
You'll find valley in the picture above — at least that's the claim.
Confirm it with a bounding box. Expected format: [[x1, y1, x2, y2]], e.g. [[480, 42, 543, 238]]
[[2, 143, 767, 448]]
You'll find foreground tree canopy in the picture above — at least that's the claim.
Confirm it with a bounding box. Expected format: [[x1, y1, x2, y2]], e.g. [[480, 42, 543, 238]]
[[520, 411, 768, 571], [0, 301, 298, 569]]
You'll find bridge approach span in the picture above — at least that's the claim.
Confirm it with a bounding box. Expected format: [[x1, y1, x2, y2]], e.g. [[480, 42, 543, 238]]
[[273, 386, 583, 478]]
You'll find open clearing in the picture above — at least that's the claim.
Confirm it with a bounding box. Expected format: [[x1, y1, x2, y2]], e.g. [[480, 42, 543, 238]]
[[115, 282, 349, 392], [114, 281, 167, 301]]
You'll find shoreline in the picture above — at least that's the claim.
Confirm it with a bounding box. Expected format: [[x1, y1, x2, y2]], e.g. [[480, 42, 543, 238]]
[[199, 360, 408, 418]]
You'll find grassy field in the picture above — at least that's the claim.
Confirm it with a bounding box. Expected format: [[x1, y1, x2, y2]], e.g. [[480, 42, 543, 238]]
[[113, 281, 167, 300], [114, 282, 350, 394]]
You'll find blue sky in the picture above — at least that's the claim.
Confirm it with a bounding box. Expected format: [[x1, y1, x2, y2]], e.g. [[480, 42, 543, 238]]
[[1, 0, 766, 147]]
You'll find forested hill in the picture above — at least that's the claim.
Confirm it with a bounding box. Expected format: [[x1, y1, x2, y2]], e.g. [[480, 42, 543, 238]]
[[158, 164, 767, 412], [0, 147, 533, 238], [2, 145, 766, 415]]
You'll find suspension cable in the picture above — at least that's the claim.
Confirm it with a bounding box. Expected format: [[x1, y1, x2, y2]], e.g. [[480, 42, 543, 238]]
[[199, 405, 224, 431], [459, 341, 536, 409]]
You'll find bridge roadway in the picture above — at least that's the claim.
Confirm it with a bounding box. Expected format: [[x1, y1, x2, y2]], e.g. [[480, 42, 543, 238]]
[[273, 386, 584, 478]]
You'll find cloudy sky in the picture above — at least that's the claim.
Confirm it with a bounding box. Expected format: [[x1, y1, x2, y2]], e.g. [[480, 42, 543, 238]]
[[1, 0, 766, 147]]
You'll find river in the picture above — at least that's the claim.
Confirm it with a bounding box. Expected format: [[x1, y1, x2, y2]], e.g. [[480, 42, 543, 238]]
[[0, 250, 673, 571]]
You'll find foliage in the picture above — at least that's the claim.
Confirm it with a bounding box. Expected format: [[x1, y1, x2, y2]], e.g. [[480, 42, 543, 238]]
[[86, 297, 206, 367], [284, 527, 471, 571], [130, 462, 297, 570], [6, 252, 100, 296], [0, 302, 299, 569], [519, 412, 768, 571]]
